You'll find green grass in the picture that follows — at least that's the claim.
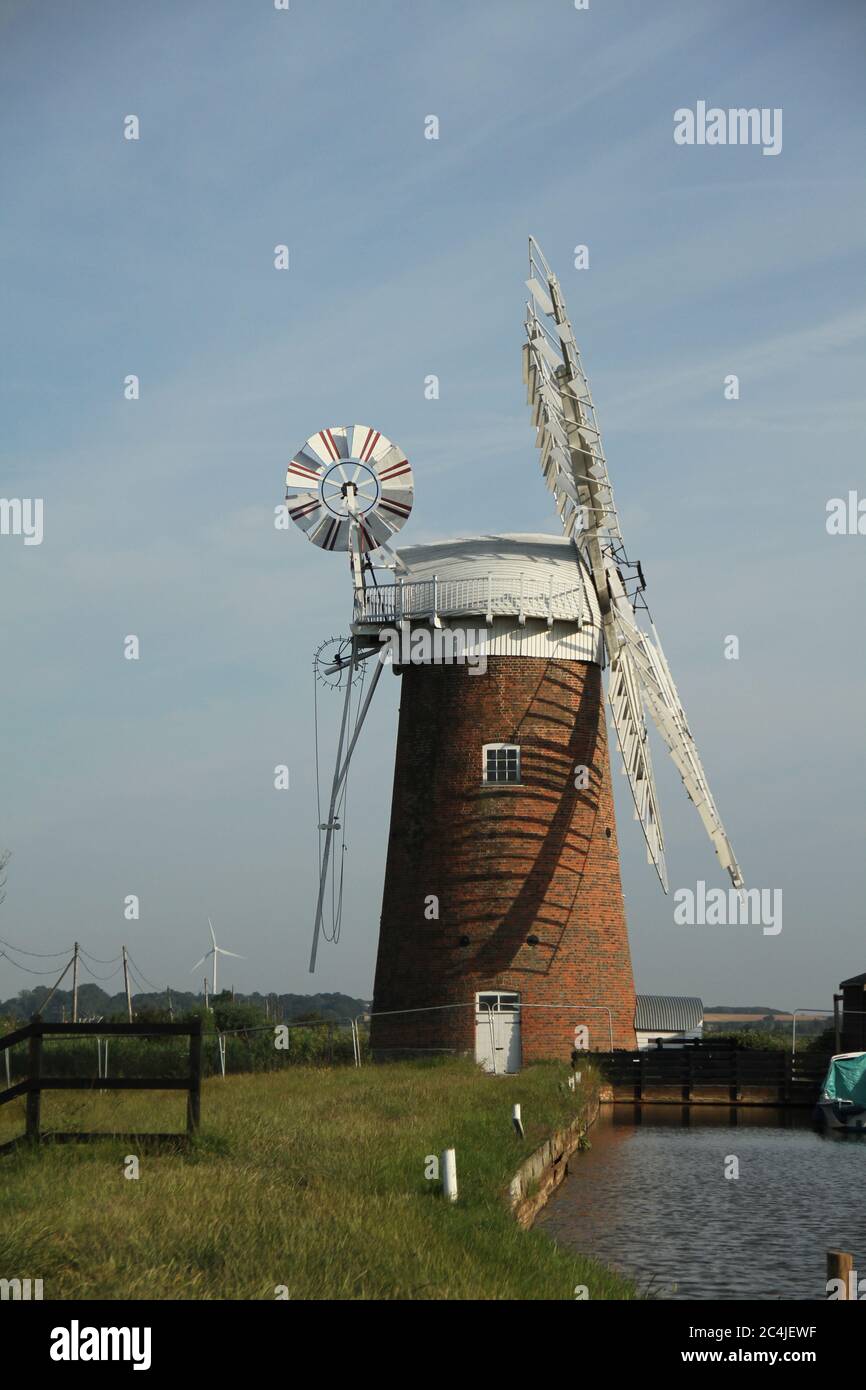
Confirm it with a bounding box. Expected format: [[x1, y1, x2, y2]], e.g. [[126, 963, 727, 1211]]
[[0, 1060, 637, 1300]]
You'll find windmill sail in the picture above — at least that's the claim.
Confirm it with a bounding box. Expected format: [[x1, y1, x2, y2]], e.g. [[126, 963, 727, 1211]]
[[523, 236, 743, 891]]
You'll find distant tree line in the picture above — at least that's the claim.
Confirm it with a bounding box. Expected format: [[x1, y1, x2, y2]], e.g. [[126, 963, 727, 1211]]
[[0, 983, 369, 1025]]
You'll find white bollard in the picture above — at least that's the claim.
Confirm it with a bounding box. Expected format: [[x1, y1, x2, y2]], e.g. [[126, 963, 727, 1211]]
[[441, 1147, 458, 1202], [512, 1103, 525, 1138]]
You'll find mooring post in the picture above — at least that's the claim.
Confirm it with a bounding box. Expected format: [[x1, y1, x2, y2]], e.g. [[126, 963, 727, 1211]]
[[25, 1017, 42, 1144], [187, 1017, 202, 1136], [827, 1249, 854, 1299], [441, 1147, 458, 1202]]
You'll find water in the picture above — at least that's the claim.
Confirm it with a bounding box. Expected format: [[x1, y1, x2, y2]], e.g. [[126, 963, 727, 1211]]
[[536, 1105, 866, 1300]]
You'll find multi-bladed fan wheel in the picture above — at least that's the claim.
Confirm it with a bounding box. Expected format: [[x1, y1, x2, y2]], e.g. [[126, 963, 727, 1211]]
[[285, 424, 414, 552], [313, 636, 361, 690]]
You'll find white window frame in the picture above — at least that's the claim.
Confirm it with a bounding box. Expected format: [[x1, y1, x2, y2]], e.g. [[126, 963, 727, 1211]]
[[476, 991, 521, 1013], [482, 742, 521, 784]]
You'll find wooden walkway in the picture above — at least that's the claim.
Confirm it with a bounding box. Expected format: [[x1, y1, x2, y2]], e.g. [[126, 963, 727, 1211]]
[[595, 1046, 830, 1107]]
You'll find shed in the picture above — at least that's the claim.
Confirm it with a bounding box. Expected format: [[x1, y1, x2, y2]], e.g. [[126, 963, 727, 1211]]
[[839, 973, 866, 1053], [635, 994, 704, 1050]]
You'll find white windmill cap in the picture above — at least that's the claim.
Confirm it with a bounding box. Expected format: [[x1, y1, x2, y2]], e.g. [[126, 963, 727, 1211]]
[[396, 532, 583, 573]]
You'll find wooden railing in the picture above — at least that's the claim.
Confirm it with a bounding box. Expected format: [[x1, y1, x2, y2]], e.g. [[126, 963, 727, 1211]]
[[0, 1018, 203, 1154], [594, 1046, 831, 1106]]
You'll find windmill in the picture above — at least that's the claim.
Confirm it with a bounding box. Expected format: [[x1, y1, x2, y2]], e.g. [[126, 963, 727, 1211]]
[[284, 244, 742, 1067], [191, 918, 245, 996]]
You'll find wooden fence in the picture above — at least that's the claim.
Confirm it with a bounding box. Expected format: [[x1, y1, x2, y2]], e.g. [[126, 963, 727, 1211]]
[[594, 1046, 831, 1106], [0, 1018, 203, 1154]]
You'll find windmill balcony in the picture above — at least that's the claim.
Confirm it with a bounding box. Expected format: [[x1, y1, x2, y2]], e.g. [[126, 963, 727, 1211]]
[[353, 573, 586, 630]]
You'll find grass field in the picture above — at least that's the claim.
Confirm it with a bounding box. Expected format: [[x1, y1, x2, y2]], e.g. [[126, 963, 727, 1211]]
[[0, 1059, 638, 1300]]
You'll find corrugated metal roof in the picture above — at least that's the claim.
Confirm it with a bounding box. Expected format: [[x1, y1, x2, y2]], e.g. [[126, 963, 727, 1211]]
[[635, 994, 704, 1032]]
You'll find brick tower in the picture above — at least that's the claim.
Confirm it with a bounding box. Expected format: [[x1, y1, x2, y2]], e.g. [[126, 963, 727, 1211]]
[[363, 534, 638, 1065]]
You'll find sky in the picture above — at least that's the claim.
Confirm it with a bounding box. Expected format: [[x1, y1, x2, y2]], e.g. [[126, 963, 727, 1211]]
[[1, 0, 864, 1013]]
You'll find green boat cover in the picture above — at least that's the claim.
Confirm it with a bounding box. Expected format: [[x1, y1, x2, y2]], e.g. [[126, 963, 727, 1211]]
[[821, 1053, 866, 1106]]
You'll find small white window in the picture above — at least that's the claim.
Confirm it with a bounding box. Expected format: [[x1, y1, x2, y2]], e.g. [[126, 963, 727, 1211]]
[[483, 743, 520, 784], [477, 991, 520, 1012]]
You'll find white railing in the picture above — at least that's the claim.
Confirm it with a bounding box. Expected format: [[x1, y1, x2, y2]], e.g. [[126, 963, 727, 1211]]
[[355, 573, 585, 626]]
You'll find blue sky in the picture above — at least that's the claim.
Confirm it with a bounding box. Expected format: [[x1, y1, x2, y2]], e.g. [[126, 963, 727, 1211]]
[[1, 0, 864, 1011]]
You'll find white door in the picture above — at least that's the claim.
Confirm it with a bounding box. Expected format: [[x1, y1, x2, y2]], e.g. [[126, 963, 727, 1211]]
[[475, 992, 521, 1074]]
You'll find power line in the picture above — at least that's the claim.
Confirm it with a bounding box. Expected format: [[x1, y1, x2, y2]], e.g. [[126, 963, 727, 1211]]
[[77, 957, 123, 984], [125, 953, 161, 993], [0, 947, 71, 976], [0, 936, 73, 958], [79, 946, 123, 966]]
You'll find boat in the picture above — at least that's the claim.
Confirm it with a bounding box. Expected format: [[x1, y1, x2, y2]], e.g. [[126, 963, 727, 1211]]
[[816, 1052, 866, 1131]]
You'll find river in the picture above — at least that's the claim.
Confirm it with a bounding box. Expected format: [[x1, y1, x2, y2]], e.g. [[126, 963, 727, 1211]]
[[536, 1105, 866, 1300]]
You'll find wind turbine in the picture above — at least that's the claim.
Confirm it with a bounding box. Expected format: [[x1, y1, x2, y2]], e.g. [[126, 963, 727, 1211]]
[[191, 918, 245, 996]]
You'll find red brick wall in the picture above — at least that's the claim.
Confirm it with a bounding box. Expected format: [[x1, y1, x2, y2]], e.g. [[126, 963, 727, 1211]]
[[370, 656, 637, 1060]]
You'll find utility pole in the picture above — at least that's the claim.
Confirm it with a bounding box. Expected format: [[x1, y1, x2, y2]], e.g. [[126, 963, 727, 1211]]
[[122, 945, 133, 1022], [166, 986, 173, 1022], [72, 941, 80, 1023]]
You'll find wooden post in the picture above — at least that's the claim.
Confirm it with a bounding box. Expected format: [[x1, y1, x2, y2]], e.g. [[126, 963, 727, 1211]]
[[25, 1019, 42, 1143], [441, 1147, 458, 1202], [782, 1050, 791, 1106], [71, 941, 80, 1023], [122, 946, 133, 1022], [187, 1017, 202, 1135], [827, 1249, 854, 1299]]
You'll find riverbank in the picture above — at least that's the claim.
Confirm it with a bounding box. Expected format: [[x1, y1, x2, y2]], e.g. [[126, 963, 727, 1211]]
[[0, 1059, 637, 1300]]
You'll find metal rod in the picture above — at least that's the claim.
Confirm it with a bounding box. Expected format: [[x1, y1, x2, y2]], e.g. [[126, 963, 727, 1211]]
[[309, 634, 359, 971]]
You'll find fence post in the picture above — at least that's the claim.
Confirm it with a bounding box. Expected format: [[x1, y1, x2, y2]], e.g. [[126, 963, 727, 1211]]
[[187, 1017, 202, 1135], [25, 1018, 42, 1143]]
